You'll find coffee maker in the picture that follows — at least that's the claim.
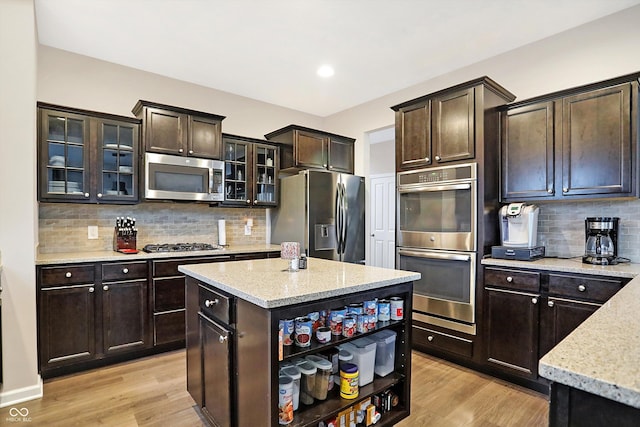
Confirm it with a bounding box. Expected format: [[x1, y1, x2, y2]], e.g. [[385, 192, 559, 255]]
[[491, 203, 545, 261], [582, 217, 619, 265]]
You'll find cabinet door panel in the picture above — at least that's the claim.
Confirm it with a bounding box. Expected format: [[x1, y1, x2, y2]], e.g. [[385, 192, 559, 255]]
[[189, 115, 222, 159], [201, 313, 232, 427], [485, 287, 539, 378], [145, 107, 185, 154], [433, 88, 475, 163], [153, 276, 186, 312], [501, 102, 555, 200], [295, 130, 327, 169], [396, 104, 430, 170], [154, 310, 185, 345], [102, 280, 148, 354], [39, 285, 96, 366], [328, 138, 354, 173], [539, 298, 600, 358], [562, 83, 631, 196]]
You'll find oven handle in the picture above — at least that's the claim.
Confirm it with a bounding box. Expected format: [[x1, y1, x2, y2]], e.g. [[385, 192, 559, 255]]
[[398, 183, 472, 193], [398, 249, 471, 262]]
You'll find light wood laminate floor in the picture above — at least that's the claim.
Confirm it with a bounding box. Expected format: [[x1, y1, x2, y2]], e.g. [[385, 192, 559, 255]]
[[0, 350, 548, 426]]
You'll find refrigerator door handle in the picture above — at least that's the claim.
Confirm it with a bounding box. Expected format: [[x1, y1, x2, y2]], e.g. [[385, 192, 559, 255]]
[[335, 184, 343, 255], [340, 182, 348, 255]]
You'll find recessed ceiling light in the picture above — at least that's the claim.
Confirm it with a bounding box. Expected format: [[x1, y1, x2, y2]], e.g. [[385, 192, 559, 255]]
[[317, 65, 335, 78]]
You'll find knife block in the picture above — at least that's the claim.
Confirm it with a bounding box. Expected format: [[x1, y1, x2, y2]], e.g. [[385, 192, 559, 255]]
[[113, 227, 137, 251]]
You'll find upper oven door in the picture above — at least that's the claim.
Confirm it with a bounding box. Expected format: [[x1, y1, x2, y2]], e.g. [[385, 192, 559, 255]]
[[397, 179, 476, 251], [145, 153, 224, 202]]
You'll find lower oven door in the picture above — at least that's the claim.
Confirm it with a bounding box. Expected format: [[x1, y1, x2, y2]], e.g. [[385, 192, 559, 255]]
[[397, 247, 476, 324]]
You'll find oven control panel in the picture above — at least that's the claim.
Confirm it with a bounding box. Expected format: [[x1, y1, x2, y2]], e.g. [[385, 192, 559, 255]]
[[398, 163, 476, 186]]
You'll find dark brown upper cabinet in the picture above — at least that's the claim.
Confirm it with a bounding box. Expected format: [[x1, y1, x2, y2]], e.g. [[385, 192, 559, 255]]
[[132, 100, 225, 160], [392, 77, 515, 172], [221, 134, 279, 207], [37, 103, 141, 204], [264, 125, 355, 174], [500, 72, 640, 203]]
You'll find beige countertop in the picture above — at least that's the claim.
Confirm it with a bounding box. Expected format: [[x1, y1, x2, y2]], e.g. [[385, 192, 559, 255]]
[[482, 256, 640, 408], [35, 244, 281, 265], [179, 257, 420, 309]]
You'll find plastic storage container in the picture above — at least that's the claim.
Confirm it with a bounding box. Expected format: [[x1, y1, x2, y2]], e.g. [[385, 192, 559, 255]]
[[280, 365, 301, 411], [294, 360, 317, 405], [305, 355, 333, 400], [371, 329, 397, 377], [341, 336, 376, 386], [334, 348, 354, 385]]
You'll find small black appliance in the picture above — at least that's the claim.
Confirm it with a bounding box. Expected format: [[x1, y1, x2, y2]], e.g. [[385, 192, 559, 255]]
[[582, 217, 622, 265]]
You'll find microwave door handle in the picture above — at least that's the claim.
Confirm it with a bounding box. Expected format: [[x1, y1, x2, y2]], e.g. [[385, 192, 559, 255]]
[[398, 249, 471, 262], [398, 183, 472, 193], [208, 167, 214, 195]]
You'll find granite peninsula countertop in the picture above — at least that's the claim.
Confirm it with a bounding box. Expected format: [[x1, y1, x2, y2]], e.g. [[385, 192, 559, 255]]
[[179, 257, 420, 309], [35, 244, 281, 265], [482, 256, 640, 409]]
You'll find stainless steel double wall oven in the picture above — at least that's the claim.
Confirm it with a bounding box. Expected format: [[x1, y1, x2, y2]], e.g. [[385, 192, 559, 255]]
[[396, 163, 478, 334]]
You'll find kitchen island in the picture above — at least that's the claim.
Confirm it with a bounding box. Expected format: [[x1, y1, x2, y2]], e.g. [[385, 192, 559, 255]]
[[179, 257, 419, 427]]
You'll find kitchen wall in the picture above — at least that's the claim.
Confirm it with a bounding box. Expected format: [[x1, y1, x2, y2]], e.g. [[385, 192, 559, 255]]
[[38, 203, 267, 253]]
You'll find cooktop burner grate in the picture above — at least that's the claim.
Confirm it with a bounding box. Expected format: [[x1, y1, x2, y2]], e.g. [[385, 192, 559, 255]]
[[142, 242, 222, 253]]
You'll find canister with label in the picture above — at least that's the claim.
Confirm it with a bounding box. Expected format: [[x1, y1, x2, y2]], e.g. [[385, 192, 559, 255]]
[[339, 363, 359, 399], [390, 297, 404, 320], [378, 299, 391, 321], [281, 319, 295, 346], [342, 315, 356, 338], [278, 375, 294, 424], [295, 317, 313, 347]]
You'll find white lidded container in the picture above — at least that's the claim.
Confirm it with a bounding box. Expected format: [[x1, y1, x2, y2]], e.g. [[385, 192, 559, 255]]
[[334, 348, 354, 385], [280, 365, 301, 411], [305, 354, 333, 400], [371, 329, 397, 377], [341, 336, 377, 386]]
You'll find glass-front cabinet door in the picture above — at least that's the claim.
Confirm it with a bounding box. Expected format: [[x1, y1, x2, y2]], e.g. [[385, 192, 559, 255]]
[[38, 104, 140, 204], [223, 138, 249, 205], [252, 143, 278, 206], [98, 119, 138, 202], [40, 109, 90, 201]]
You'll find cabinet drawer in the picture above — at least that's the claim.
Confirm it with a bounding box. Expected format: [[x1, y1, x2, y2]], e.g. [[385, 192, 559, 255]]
[[548, 274, 623, 303], [413, 325, 473, 358], [40, 265, 95, 286], [152, 256, 232, 277], [484, 267, 540, 292], [154, 310, 185, 345], [102, 261, 148, 282], [153, 277, 186, 312], [199, 284, 232, 325]]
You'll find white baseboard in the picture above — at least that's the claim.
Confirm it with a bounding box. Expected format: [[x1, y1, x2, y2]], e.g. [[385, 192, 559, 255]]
[[0, 377, 43, 408]]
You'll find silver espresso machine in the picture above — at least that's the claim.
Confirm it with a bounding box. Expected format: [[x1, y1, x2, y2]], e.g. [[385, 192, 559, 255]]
[[491, 203, 545, 260]]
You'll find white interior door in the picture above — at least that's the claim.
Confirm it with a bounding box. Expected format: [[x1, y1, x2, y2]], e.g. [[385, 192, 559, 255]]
[[369, 173, 396, 269]]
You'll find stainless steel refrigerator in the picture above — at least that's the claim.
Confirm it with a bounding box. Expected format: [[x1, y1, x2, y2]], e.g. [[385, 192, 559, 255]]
[[270, 170, 365, 264]]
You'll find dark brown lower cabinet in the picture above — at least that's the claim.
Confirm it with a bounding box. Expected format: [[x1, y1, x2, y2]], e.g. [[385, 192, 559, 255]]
[[102, 279, 149, 355], [200, 313, 232, 427], [539, 297, 600, 358]]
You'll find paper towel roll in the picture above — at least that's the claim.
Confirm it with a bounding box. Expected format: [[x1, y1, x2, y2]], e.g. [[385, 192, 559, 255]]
[[218, 219, 226, 246]]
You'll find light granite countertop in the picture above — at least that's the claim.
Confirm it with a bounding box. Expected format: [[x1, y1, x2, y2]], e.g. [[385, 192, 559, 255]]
[[179, 257, 420, 309], [481, 256, 640, 278], [482, 256, 640, 408], [35, 244, 281, 265]]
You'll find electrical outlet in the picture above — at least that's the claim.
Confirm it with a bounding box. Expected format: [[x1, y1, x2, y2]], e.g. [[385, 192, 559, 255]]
[[88, 226, 99, 240], [244, 225, 252, 236]]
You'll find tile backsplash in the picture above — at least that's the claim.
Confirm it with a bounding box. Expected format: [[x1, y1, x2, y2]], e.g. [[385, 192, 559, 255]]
[[38, 202, 267, 253], [536, 198, 640, 262]]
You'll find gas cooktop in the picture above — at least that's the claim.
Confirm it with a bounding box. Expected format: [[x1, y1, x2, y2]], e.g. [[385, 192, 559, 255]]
[[141, 243, 222, 253]]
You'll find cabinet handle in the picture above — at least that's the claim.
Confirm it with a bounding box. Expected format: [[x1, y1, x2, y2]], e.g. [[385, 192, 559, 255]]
[[103, 285, 109, 291], [532, 297, 538, 304], [218, 335, 228, 344], [97, 193, 103, 198], [506, 276, 513, 283], [435, 155, 441, 161], [122, 268, 129, 274], [65, 272, 72, 278], [547, 188, 553, 194], [578, 284, 586, 292], [205, 299, 219, 307], [188, 150, 194, 154], [88, 287, 95, 293], [84, 192, 90, 198], [179, 148, 184, 153], [548, 300, 554, 307], [427, 335, 434, 342], [563, 187, 568, 193]]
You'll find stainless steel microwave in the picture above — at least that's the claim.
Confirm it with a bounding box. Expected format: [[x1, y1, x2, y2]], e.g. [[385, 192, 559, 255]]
[[145, 152, 224, 202]]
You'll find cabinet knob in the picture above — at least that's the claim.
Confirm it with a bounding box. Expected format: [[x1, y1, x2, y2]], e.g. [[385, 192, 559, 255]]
[[435, 155, 441, 161], [179, 148, 184, 153], [84, 192, 90, 198], [323, 164, 327, 168], [218, 335, 228, 344], [531, 297, 538, 304], [205, 299, 219, 307], [329, 165, 334, 170], [506, 276, 513, 283], [65, 272, 72, 278], [97, 193, 103, 198], [547, 188, 553, 194], [371, 233, 375, 237], [548, 300, 554, 307], [254, 199, 258, 204], [88, 287, 95, 293], [562, 187, 568, 193], [578, 284, 586, 292], [103, 285, 109, 291], [188, 150, 194, 154], [427, 335, 434, 342], [122, 268, 129, 274], [425, 157, 430, 162]]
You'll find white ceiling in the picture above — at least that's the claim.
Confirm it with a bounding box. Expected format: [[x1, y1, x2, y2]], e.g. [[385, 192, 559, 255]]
[[35, 0, 640, 117]]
